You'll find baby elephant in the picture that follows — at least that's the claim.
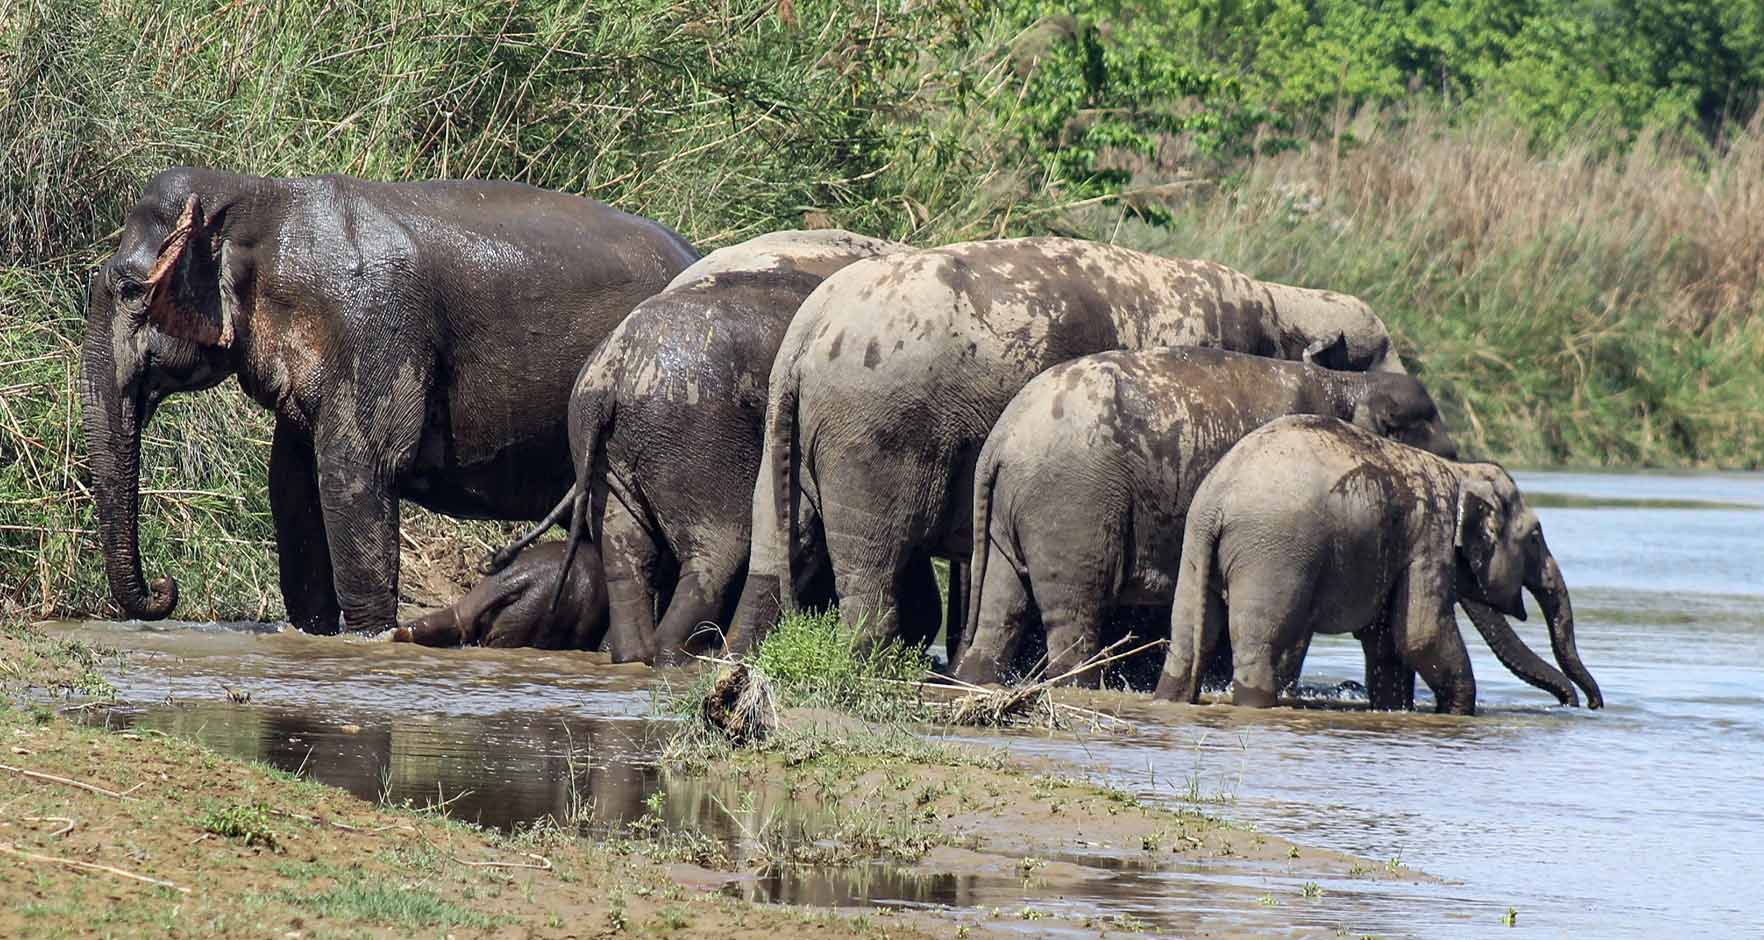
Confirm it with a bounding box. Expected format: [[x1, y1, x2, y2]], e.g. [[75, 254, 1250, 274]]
[[1156, 416, 1604, 715], [393, 541, 607, 650], [953, 346, 1457, 689]]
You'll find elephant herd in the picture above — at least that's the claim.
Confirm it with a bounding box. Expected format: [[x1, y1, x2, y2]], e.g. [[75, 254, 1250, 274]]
[[83, 168, 1602, 715]]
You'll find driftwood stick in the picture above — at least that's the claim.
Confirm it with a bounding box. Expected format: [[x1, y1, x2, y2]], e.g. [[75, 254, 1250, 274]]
[[23, 816, 76, 838], [449, 852, 553, 872], [0, 841, 190, 893], [0, 763, 138, 801]]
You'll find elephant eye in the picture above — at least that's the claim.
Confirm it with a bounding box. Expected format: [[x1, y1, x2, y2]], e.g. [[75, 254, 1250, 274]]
[[116, 279, 146, 302]]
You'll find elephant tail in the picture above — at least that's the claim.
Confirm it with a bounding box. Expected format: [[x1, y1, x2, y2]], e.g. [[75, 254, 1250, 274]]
[[960, 450, 1003, 666], [551, 390, 614, 617], [768, 371, 804, 615], [1158, 502, 1227, 704]]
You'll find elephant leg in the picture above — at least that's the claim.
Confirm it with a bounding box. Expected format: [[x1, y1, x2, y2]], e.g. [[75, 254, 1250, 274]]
[[1224, 579, 1315, 708], [835, 552, 913, 651], [599, 497, 661, 664], [1359, 625, 1416, 711], [653, 551, 743, 668], [1388, 565, 1476, 715], [1040, 598, 1105, 688], [1273, 629, 1314, 695], [952, 542, 1032, 686], [313, 452, 402, 634], [270, 416, 340, 635]]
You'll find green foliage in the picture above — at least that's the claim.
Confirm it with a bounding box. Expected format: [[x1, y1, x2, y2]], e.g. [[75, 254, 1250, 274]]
[[200, 802, 280, 850], [749, 609, 932, 719]]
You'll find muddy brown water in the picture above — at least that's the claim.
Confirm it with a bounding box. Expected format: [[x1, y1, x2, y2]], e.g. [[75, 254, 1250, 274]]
[[40, 470, 1764, 938]]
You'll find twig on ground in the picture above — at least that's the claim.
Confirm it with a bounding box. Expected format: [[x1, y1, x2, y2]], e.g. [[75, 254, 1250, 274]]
[[0, 841, 190, 893], [23, 816, 75, 838], [0, 763, 140, 800], [448, 851, 553, 871], [940, 636, 1167, 729]]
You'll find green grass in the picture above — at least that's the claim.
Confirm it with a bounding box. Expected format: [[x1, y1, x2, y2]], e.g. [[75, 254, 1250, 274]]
[[746, 609, 934, 719], [264, 878, 498, 930], [198, 802, 280, 850]]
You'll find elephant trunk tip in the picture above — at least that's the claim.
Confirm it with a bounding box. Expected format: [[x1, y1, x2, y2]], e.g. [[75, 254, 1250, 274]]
[[126, 576, 179, 620], [391, 626, 413, 643]]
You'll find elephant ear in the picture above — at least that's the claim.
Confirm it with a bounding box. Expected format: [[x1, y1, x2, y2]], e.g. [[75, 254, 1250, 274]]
[[1351, 388, 1400, 437], [144, 194, 234, 348], [1454, 478, 1503, 594], [1302, 330, 1350, 370]]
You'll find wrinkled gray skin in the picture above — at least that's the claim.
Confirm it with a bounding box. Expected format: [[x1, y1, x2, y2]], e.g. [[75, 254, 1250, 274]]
[[953, 347, 1474, 689], [81, 168, 697, 634], [492, 231, 904, 665], [1156, 416, 1604, 715], [727, 236, 1408, 654], [391, 542, 606, 649]]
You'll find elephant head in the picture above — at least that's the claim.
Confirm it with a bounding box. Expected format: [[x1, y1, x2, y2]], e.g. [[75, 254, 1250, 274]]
[[1350, 373, 1458, 460], [81, 169, 257, 620], [1263, 281, 1407, 374], [1453, 468, 1603, 708]]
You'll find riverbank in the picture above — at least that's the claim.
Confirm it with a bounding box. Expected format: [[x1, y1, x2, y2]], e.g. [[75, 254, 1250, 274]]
[[0, 620, 1424, 939]]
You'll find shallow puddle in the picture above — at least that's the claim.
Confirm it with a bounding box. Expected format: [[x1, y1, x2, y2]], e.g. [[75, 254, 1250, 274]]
[[39, 470, 1764, 938]]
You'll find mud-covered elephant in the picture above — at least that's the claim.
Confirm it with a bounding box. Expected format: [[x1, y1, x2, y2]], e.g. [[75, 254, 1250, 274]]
[[727, 236, 1408, 654], [492, 230, 903, 664], [81, 168, 697, 634], [952, 347, 1472, 689], [1156, 415, 1603, 715], [391, 541, 606, 649]]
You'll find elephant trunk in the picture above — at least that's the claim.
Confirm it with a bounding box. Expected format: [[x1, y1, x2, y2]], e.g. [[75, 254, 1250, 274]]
[[1529, 552, 1603, 709], [1459, 599, 1577, 706], [82, 337, 177, 620]]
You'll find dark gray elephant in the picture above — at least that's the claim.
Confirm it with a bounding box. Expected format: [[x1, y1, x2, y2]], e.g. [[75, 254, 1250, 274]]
[[81, 168, 696, 634], [727, 237, 1408, 654], [952, 347, 1496, 689], [493, 230, 903, 664], [1155, 415, 1604, 715], [391, 541, 605, 649]]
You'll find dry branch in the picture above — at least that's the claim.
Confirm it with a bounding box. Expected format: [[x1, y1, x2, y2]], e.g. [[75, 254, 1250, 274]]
[[0, 763, 140, 801], [0, 841, 190, 893]]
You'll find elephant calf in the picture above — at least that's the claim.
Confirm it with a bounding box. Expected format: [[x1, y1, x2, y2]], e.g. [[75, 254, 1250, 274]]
[[952, 347, 1459, 689], [1156, 415, 1604, 715], [393, 542, 606, 650]]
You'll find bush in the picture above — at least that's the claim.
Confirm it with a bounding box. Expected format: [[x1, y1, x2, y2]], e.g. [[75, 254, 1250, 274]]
[[748, 609, 932, 720]]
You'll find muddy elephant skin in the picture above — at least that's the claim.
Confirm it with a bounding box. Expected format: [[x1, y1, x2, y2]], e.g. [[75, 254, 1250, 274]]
[[81, 168, 698, 634], [1156, 415, 1604, 715], [393, 542, 607, 649], [730, 236, 1409, 653], [498, 230, 904, 664], [952, 347, 1460, 689]]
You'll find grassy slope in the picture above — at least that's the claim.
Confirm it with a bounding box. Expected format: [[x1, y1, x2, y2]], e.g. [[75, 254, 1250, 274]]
[[3, 1, 1761, 621]]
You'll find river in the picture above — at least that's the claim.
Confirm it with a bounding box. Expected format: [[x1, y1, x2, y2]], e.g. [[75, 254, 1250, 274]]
[[42, 470, 1764, 938]]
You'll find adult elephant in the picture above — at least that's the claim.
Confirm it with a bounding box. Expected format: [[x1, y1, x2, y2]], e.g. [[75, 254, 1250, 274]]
[[1155, 415, 1604, 714], [953, 347, 1515, 690], [491, 230, 904, 664], [81, 167, 697, 634], [725, 237, 1407, 654]]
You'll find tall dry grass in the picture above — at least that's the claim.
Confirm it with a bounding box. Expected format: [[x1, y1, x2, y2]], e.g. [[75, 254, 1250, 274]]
[[1097, 108, 1764, 465]]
